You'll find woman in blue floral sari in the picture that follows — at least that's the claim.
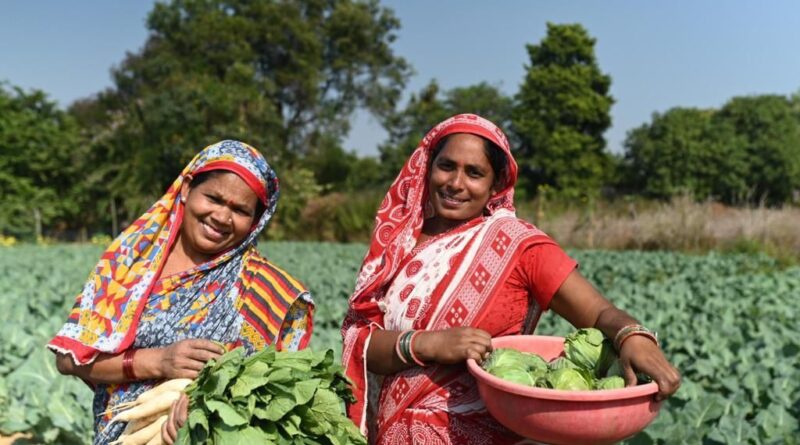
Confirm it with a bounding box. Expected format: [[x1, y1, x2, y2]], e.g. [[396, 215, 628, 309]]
[[48, 140, 313, 444]]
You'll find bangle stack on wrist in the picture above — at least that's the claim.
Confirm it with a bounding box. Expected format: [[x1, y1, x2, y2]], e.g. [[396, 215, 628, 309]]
[[394, 330, 428, 367], [395, 330, 412, 364], [122, 348, 138, 380], [614, 324, 659, 351]]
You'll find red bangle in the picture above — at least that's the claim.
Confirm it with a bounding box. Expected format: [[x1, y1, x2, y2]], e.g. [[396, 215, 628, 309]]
[[122, 349, 138, 381], [408, 331, 428, 367]]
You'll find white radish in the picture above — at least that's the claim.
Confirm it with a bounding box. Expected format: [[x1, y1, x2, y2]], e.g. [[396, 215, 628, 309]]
[[135, 379, 192, 405], [110, 414, 167, 445], [122, 412, 164, 436], [145, 430, 165, 445], [108, 391, 180, 427], [106, 379, 193, 414]]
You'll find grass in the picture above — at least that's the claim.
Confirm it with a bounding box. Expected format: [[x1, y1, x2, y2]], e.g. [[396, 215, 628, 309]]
[[516, 195, 800, 266], [9, 192, 799, 265]]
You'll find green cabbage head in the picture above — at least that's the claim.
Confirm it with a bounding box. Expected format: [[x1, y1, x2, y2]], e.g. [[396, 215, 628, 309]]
[[518, 352, 548, 373], [482, 348, 527, 372], [564, 328, 614, 376], [595, 376, 625, 390], [545, 368, 592, 391], [483, 349, 548, 372], [548, 356, 579, 371], [490, 366, 536, 386]]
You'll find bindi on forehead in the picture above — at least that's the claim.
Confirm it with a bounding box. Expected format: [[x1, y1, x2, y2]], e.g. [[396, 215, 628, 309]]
[[216, 191, 256, 210], [221, 196, 244, 208]]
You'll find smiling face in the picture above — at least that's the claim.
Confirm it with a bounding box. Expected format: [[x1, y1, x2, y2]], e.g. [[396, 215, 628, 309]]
[[179, 171, 259, 262], [426, 133, 498, 233]]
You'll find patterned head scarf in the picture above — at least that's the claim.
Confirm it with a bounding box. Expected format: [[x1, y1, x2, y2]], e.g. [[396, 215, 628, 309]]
[[48, 140, 280, 365]]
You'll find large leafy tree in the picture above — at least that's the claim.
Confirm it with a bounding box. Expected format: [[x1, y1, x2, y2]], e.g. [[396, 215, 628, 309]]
[[621, 95, 800, 205], [379, 80, 513, 181], [80, 0, 410, 218], [68, 93, 133, 236], [0, 84, 81, 239], [512, 23, 614, 198], [716, 95, 800, 204], [621, 107, 748, 203]]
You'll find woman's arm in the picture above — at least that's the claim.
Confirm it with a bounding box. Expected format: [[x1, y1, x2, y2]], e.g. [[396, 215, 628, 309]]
[[547, 269, 636, 337], [365, 329, 414, 375], [548, 269, 681, 400], [366, 327, 493, 375], [55, 339, 224, 385]]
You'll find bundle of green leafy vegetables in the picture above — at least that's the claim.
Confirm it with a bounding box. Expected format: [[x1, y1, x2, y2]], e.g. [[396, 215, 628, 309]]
[[482, 328, 627, 391], [176, 346, 366, 445]]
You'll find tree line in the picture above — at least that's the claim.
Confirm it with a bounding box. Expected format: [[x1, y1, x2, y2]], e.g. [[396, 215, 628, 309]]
[[1, 0, 799, 241]]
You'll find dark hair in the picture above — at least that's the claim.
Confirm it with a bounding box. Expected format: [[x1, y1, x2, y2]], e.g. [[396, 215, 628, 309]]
[[190, 170, 225, 188], [431, 134, 508, 188], [189, 170, 266, 218]]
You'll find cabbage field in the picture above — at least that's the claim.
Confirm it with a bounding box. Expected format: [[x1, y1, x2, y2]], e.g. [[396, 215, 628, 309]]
[[1, 243, 798, 444]]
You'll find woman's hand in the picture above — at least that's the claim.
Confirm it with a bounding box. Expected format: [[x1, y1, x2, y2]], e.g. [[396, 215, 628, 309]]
[[158, 339, 224, 380], [618, 335, 681, 401], [162, 392, 189, 445], [415, 327, 493, 365]]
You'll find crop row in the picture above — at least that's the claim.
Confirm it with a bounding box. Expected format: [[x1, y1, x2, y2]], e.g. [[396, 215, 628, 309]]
[[0, 244, 797, 444]]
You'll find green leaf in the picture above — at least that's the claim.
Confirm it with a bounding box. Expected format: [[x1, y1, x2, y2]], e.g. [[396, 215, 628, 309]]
[[230, 361, 271, 398], [707, 414, 758, 444], [206, 399, 249, 426], [278, 413, 302, 437], [267, 367, 294, 383], [296, 405, 328, 437], [254, 391, 274, 406], [292, 378, 320, 405], [187, 407, 209, 436], [175, 426, 192, 445], [222, 425, 278, 444], [755, 403, 799, 439], [261, 392, 297, 421], [205, 348, 246, 396], [310, 388, 345, 426]]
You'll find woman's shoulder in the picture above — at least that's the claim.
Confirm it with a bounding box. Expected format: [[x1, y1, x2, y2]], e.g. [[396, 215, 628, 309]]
[[241, 250, 309, 294], [487, 213, 551, 239]]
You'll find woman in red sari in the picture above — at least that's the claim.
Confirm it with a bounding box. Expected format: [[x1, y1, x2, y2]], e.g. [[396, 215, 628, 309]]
[[341, 114, 680, 444]]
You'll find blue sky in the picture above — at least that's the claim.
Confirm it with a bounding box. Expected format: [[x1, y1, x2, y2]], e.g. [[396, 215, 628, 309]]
[[2, 1, 799, 156]]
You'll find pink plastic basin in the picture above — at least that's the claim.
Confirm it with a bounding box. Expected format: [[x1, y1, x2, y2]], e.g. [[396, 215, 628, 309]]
[[466, 335, 661, 445]]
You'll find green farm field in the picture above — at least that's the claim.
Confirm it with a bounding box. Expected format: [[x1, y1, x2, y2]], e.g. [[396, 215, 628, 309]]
[[0, 243, 798, 444]]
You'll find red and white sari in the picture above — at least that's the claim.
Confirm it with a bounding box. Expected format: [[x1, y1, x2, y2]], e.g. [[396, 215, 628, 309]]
[[342, 114, 561, 444]]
